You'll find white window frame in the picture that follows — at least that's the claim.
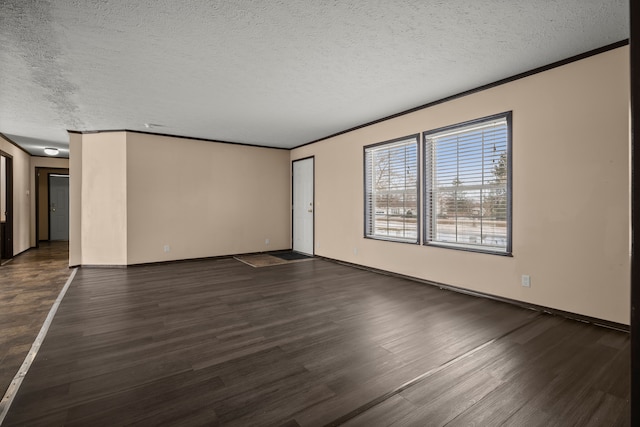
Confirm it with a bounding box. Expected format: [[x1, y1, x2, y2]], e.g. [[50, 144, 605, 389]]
[[423, 112, 512, 255]]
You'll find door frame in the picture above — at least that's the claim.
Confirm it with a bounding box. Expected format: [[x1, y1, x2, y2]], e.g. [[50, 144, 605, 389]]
[[0, 151, 13, 263], [630, 0, 639, 423], [35, 167, 70, 247], [292, 156, 315, 255]]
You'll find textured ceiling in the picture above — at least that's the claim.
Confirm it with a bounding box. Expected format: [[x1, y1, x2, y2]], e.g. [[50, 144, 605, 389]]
[[0, 0, 630, 156]]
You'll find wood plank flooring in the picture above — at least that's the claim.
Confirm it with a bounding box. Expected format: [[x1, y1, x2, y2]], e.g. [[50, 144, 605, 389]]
[[0, 242, 72, 399], [2, 256, 630, 426]]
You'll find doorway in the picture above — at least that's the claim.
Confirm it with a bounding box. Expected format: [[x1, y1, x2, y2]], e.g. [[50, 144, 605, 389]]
[[35, 168, 70, 245], [1, 152, 14, 264], [292, 157, 314, 255], [49, 174, 70, 241]]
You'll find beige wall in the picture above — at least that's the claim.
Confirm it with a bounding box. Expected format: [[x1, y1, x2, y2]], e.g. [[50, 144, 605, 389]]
[[126, 133, 290, 264], [0, 135, 32, 256], [76, 132, 128, 266], [38, 170, 48, 240], [291, 46, 630, 324], [69, 133, 82, 266], [71, 132, 290, 266]]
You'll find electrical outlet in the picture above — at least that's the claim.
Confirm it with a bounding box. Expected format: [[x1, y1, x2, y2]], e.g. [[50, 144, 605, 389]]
[[521, 275, 531, 287], [353, 247, 358, 255], [265, 238, 270, 245], [163, 245, 170, 253]]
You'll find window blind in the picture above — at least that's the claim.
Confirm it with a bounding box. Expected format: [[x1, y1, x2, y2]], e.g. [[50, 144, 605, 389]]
[[424, 114, 510, 253], [364, 136, 418, 242]]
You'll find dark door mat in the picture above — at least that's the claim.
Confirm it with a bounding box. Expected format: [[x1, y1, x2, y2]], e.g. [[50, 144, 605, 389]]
[[271, 251, 312, 261]]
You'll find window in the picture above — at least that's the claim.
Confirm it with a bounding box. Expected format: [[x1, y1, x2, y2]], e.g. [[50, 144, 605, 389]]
[[364, 135, 419, 243], [424, 112, 511, 254]]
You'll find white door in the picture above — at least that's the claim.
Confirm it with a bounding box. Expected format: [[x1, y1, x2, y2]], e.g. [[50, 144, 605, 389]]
[[49, 175, 69, 241], [293, 157, 314, 255]]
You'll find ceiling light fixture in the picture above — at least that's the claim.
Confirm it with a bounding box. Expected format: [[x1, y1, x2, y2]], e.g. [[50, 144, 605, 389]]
[[144, 123, 165, 129], [44, 147, 59, 156]]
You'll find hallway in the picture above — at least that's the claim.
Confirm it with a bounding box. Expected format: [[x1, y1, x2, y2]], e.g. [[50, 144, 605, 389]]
[[0, 242, 72, 398]]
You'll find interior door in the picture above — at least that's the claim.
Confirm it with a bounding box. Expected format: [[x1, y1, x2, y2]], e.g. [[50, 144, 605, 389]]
[[0, 154, 12, 263], [293, 157, 314, 255], [49, 174, 70, 241]]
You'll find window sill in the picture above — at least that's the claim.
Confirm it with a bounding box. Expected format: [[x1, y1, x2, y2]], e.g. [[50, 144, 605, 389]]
[[424, 242, 513, 257], [364, 235, 419, 245]]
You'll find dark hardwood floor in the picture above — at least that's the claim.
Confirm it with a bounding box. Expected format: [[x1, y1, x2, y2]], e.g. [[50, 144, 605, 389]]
[[2, 256, 630, 426], [0, 241, 72, 400]]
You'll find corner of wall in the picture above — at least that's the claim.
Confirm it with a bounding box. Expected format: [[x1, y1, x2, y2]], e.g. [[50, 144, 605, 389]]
[[76, 131, 128, 266], [69, 133, 83, 267]]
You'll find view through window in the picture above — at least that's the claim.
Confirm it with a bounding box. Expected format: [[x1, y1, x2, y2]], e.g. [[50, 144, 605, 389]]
[[424, 113, 511, 253], [364, 136, 419, 243]]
